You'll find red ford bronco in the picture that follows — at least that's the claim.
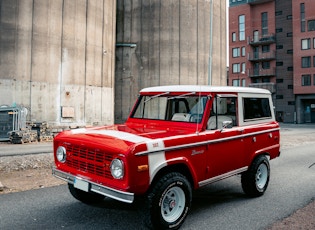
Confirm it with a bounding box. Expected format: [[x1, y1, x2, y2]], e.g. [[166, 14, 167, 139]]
[[53, 85, 280, 229]]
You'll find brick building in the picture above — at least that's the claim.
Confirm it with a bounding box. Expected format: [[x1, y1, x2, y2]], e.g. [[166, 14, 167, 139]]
[[229, 0, 315, 123]]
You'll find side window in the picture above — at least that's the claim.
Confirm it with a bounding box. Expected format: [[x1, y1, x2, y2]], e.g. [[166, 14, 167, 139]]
[[207, 96, 237, 130], [243, 98, 271, 121]]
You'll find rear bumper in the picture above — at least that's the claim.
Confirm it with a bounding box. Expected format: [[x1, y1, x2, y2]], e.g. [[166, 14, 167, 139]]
[[52, 167, 134, 203]]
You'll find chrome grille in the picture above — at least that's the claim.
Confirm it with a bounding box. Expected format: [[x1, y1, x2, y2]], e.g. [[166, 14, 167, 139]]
[[65, 144, 113, 178]]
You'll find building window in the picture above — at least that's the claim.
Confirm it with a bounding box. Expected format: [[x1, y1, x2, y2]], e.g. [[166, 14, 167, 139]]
[[301, 38, 311, 50], [276, 61, 283, 66], [276, 95, 283, 99], [314, 75, 315, 85], [302, 57, 311, 68], [276, 45, 283, 49], [261, 12, 268, 35], [287, 32, 293, 37], [262, 45, 270, 53], [232, 48, 240, 57], [275, 11, 282, 16], [262, 78, 270, 83], [287, 49, 293, 54], [287, 15, 292, 20], [276, 79, 283, 83], [300, 3, 305, 32], [241, 78, 246, 87], [288, 101, 295, 106], [253, 30, 259, 42], [239, 15, 245, 41], [241, 47, 245, 56], [302, 75, 311, 86], [276, 28, 283, 33], [241, 62, 246, 73], [232, 63, 240, 73], [314, 56, 315, 67], [232, 32, 236, 42], [287, 67, 293, 71], [232, 79, 240, 86], [308, 20, 315, 31], [288, 85, 293, 89], [262, 62, 270, 69]]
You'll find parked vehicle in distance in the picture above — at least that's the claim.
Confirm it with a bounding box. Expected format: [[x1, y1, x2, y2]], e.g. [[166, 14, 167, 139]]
[[53, 85, 280, 229]]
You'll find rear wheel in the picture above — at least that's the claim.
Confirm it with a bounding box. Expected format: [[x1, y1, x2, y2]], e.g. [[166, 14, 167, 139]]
[[68, 183, 104, 204], [147, 172, 192, 230], [241, 155, 270, 197]]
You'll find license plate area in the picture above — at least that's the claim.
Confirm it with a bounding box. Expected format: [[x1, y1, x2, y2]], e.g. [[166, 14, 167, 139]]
[[74, 178, 89, 192]]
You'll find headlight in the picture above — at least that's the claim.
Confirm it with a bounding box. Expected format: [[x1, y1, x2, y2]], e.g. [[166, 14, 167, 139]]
[[56, 146, 66, 163], [110, 159, 124, 179]]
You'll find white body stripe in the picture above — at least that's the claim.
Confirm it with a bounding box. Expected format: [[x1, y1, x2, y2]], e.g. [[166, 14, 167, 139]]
[[146, 139, 167, 183], [70, 128, 151, 143]]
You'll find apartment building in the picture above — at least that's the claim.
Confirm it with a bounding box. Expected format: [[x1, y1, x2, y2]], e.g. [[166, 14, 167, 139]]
[[229, 0, 315, 123]]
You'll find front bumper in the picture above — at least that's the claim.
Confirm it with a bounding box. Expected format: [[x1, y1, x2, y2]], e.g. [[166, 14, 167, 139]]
[[52, 167, 134, 203]]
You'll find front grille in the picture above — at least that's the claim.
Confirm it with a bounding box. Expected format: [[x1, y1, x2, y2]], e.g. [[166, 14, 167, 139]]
[[65, 144, 113, 178]]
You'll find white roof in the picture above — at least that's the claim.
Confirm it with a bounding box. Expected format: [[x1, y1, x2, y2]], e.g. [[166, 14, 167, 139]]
[[140, 85, 271, 94]]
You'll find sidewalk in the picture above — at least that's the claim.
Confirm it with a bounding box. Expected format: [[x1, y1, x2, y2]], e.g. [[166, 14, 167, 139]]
[[0, 142, 53, 157]]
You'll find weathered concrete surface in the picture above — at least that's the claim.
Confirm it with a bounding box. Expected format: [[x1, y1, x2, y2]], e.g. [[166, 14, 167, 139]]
[[0, 0, 116, 126], [115, 0, 227, 123]]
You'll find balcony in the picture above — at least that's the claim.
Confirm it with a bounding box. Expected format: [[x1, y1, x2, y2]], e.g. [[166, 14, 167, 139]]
[[248, 51, 276, 62], [248, 34, 276, 46], [247, 0, 274, 5], [248, 83, 276, 93], [248, 68, 275, 78]]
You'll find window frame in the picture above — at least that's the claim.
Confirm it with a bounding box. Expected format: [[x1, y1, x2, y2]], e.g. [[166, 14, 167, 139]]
[[232, 47, 240, 58], [301, 38, 311, 50], [301, 74, 311, 86], [301, 56, 311, 68], [232, 32, 236, 42], [261, 12, 268, 36], [308, 20, 315, 31], [239, 15, 245, 41], [232, 63, 241, 73], [238, 93, 274, 126]]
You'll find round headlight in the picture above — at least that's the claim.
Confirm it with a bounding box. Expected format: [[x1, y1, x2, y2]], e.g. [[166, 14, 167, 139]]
[[56, 146, 66, 163], [110, 159, 124, 179]]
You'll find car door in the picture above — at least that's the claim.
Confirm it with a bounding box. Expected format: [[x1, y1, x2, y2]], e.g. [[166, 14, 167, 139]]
[[204, 94, 246, 180]]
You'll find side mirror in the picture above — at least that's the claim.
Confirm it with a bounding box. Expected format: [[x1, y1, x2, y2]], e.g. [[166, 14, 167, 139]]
[[222, 120, 233, 130]]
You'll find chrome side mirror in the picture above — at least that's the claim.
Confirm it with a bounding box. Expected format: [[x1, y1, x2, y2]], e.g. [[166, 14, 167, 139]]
[[222, 120, 233, 130]]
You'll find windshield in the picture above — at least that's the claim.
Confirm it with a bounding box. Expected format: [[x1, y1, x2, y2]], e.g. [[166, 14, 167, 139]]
[[131, 94, 208, 123]]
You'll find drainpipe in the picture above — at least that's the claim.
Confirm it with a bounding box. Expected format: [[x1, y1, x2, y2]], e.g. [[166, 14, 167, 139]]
[[208, 0, 214, 85]]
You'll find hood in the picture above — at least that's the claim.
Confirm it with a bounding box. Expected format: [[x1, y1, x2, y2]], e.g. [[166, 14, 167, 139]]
[[54, 124, 193, 153]]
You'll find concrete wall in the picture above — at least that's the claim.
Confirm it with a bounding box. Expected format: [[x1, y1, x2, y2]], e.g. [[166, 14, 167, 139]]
[[0, 0, 116, 127], [115, 0, 227, 123]]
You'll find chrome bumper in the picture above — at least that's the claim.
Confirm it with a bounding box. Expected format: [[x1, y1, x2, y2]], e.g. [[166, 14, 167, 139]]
[[52, 167, 134, 203]]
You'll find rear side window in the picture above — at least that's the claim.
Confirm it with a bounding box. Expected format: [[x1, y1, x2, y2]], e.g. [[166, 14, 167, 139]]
[[243, 98, 271, 121]]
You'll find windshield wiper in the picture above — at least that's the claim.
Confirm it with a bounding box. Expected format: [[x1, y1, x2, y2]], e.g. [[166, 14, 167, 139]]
[[144, 92, 170, 103]]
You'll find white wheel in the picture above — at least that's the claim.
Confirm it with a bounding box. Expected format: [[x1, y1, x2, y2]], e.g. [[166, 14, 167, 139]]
[[242, 155, 270, 197], [147, 172, 192, 229], [161, 187, 186, 223], [256, 163, 268, 189]]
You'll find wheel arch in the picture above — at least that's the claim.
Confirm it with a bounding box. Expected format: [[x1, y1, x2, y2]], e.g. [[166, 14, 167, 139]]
[[251, 151, 270, 163], [149, 161, 195, 193]]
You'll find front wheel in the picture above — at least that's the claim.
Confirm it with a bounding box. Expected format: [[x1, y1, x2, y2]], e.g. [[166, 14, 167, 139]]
[[147, 172, 192, 230], [241, 155, 270, 197]]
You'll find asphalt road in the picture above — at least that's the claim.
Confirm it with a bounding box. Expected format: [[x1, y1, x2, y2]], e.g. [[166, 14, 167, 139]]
[[0, 142, 314, 230]]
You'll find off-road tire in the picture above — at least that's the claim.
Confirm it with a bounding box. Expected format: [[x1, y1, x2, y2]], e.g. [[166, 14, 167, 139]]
[[241, 155, 270, 197], [146, 172, 192, 230]]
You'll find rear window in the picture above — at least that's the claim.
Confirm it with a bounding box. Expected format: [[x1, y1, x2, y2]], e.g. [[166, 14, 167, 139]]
[[243, 97, 271, 121]]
